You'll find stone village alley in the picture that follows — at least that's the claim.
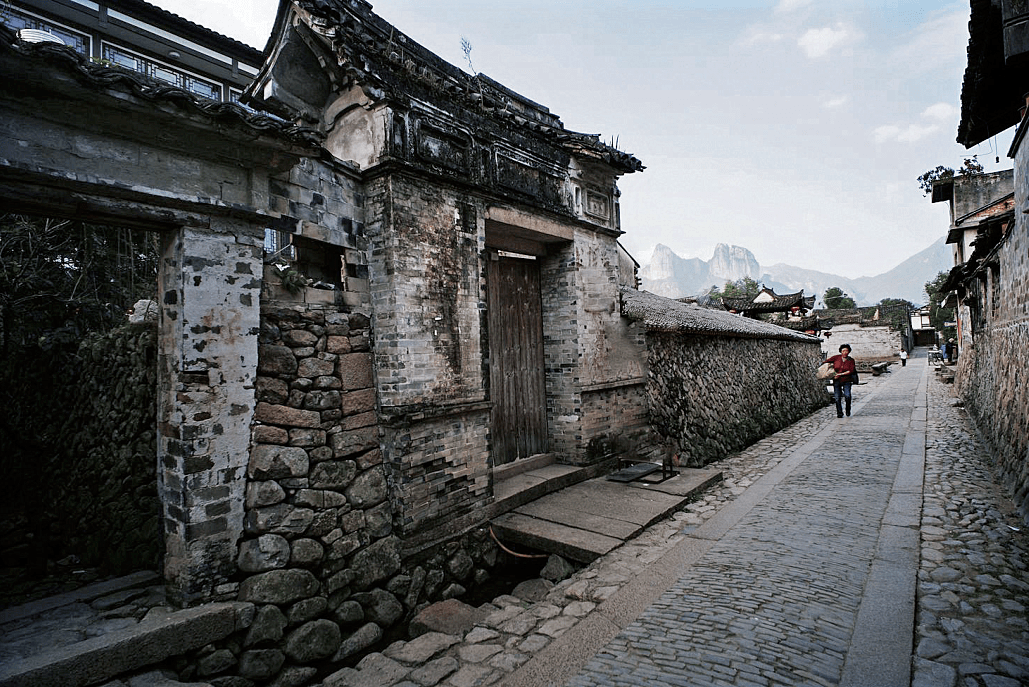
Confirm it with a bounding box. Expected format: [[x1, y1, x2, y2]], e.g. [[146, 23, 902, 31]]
[[2, 348, 1027, 687]]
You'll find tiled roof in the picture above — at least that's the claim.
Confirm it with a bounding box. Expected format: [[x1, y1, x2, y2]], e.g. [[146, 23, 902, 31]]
[[621, 288, 819, 342], [957, 0, 1022, 147], [1, 25, 323, 150], [721, 289, 812, 314], [776, 314, 820, 331]]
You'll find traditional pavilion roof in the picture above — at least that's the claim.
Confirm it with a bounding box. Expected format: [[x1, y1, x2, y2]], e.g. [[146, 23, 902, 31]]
[[721, 288, 814, 315], [813, 307, 889, 329], [621, 288, 818, 343]]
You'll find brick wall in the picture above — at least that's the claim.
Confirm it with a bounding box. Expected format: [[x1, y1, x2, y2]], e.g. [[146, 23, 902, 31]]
[[366, 175, 486, 406], [364, 174, 492, 536]]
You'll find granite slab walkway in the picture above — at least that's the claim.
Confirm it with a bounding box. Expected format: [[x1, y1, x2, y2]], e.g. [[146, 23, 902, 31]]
[[491, 469, 723, 563], [508, 355, 928, 687]]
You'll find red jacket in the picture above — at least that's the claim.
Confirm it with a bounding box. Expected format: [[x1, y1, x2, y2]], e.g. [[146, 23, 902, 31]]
[[826, 354, 856, 382]]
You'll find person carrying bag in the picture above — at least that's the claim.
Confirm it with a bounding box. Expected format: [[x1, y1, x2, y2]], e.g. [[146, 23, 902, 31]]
[[824, 344, 856, 418]]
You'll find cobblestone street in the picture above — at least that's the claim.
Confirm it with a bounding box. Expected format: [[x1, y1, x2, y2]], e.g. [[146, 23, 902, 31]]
[[913, 371, 1029, 687]]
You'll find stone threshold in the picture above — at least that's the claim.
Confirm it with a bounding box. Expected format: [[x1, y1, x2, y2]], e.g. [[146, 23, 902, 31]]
[[0, 570, 161, 626], [491, 467, 723, 563], [0, 597, 253, 687]]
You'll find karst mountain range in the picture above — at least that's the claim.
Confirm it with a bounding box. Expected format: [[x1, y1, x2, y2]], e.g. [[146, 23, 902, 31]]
[[639, 240, 951, 307]]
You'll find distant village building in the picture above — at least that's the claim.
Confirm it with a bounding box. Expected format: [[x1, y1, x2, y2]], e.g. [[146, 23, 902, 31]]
[[931, 170, 1015, 352], [1, 0, 262, 103], [720, 288, 814, 319], [810, 307, 904, 360]]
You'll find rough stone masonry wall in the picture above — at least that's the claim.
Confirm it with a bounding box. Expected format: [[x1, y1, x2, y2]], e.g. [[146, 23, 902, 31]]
[[0, 322, 159, 577], [50, 323, 160, 574], [648, 333, 828, 467], [960, 139, 1029, 523], [226, 302, 499, 683]]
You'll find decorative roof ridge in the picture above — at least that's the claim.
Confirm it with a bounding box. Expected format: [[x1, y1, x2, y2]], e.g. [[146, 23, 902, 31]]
[[2, 25, 323, 150], [296, 0, 644, 173]]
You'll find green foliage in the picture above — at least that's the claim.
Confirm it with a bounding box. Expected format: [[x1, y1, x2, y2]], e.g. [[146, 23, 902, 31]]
[[272, 263, 310, 294], [917, 165, 954, 196], [924, 270, 956, 341], [823, 286, 856, 309], [877, 297, 915, 331], [709, 276, 762, 302], [917, 157, 985, 196]]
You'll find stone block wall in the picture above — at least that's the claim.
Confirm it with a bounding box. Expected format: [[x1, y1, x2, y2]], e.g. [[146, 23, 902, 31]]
[[959, 138, 1029, 523], [647, 333, 827, 467], [267, 157, 369, 309], [230, 301, 501, 680]]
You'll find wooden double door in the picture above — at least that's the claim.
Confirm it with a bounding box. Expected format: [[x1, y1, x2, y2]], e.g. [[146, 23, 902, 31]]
[[486, 253, 548, 465]]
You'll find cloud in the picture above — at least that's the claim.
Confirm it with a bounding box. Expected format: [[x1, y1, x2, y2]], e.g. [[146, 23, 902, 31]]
[[822, 95, 848, 109], [888, 8, 969, 78], [740, 27, 784, 46], [922, 102, 959, 121], [798, 23, 856, 58], [873, 123, 940, 144], [874, 101, 958, 143], [775, 0, 813, 13]]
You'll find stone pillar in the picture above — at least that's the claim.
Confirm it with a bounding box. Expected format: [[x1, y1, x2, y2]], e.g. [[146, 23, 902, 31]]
[[157, 221, 264, 606]]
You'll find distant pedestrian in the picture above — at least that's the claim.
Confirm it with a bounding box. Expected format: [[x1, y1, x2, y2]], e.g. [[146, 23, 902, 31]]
[[900, 349, 908, 367], [948, 338, 956, 364], [825, 344, 856, 418]]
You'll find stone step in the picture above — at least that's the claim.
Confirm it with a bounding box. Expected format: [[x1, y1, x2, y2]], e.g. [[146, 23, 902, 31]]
[[491, 468, 722, 563], [0, 571, 162, 626], [0, 601, 253, 687]]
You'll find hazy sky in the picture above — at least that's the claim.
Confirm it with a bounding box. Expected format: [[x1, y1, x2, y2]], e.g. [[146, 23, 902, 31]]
[[156, 0, 1005, 279]]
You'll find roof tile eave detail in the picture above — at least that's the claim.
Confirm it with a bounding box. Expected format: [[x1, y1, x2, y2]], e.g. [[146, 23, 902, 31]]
[[621, 288, 819, 343], [1, 31, 324, 151]]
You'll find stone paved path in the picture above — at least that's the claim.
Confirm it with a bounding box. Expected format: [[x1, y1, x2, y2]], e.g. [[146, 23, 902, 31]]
[[556, 354, 924, 687]]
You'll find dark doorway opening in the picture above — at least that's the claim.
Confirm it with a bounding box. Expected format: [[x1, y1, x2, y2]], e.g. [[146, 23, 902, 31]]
[[0, 214, 161, 607]]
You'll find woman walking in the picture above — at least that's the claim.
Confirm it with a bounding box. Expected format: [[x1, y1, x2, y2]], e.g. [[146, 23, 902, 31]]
[[825, 344, 856, 418]]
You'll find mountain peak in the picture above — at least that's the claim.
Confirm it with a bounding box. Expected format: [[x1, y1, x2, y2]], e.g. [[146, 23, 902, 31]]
[[639, 240, 950, 305]]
